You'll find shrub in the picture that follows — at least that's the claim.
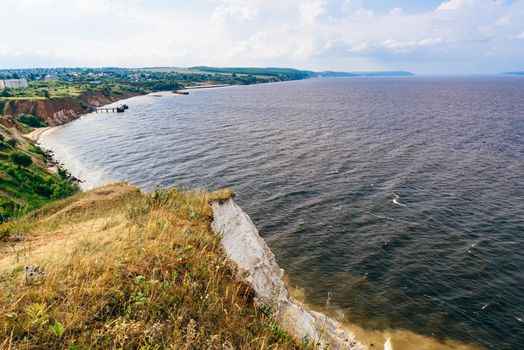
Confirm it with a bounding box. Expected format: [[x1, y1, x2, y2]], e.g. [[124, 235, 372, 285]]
[[51, 181, 78, 199], [0, 134, 4, 142], [0, 199, 17, 224], [9, 151, 32, 168], [35, 183, 53, 198], [17, 114, 48, 128], [7, 139, 16, 147], [29, 145, 46, 157]]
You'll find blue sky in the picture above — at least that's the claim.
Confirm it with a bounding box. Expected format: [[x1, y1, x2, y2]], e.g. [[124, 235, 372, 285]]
[[1, 0, 523, 74]]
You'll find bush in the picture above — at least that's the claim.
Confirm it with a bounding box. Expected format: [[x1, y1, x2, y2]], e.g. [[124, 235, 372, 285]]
[[0, 199, 17, 224], [17, 114, 48, 128], [9, 151, 32, 168], [35, 183, 53, 198], [51, 181, 78, 199], [29, 145, 46, 157], [7, 139, 16, 147], [0, 222, 14, 240], [0, 134, 4, 142]]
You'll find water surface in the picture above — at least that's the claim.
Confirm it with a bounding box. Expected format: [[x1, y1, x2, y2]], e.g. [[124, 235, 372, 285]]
[[41, 77, 524, 349]]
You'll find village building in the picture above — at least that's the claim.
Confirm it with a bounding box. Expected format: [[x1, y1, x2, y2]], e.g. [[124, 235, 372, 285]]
[[0, 78, 28, 89], [44, 74, 58, 81]]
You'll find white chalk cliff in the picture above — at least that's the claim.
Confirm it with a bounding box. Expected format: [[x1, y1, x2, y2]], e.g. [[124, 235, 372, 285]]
[[211, 198, 369, 350]]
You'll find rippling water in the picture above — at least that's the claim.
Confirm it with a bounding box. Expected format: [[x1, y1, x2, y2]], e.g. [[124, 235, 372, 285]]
[[41, 77, 524, 349]]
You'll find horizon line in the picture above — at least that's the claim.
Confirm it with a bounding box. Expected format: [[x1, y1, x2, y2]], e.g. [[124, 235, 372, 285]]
[[0, 66, 523, 76]]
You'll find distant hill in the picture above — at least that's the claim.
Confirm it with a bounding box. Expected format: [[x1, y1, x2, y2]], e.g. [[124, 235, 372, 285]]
[[319, 71, 414, 77], [191, 66, 414, 79], [191, 66, 315, 79], [501, 72, 524, 76]]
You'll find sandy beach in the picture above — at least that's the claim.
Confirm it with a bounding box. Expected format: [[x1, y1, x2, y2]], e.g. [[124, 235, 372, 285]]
[[26, 126, 55, 142]]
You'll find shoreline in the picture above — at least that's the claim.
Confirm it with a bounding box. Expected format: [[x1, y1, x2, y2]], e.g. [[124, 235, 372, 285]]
[[22, 93, 147, 189], [26, 126, 55, 142], [24, 91, 148, 143], [183, 83, 233, 90], [26, 89, 171, 144]]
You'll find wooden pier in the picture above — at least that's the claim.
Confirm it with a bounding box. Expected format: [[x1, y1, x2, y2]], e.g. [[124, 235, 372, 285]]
[[94, 104, 129, 113]]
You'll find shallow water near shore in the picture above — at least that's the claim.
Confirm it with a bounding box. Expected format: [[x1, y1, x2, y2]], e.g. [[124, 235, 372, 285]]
[[40, 77, 524, 349]]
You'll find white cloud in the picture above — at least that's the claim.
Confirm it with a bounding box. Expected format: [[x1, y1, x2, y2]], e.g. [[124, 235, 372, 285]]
[[495, 16, 510, 26], [212, 3, 258, 24], [389, 7, 404, 16], [0, 0, 523, 73], [437, 0, 475, 11], [341, 0, 364, 14], [381, 37, 444, 51], [299, 0, 326, 24]]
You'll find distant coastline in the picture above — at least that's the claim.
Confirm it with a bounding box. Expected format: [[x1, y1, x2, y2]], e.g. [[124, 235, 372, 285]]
[[501, 71, 524, 76]]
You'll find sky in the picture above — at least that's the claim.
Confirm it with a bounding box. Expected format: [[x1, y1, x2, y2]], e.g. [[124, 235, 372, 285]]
[[1, 0, 524, 74]]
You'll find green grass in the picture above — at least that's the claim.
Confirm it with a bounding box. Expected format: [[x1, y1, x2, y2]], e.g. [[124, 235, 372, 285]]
[[1, 81, 91, 100], [0, 126, 79, 223], [142, 67, 202, 74], [17, 114, 48, 128], [0, 81, 140, 101], [191, 66, 315, 79]]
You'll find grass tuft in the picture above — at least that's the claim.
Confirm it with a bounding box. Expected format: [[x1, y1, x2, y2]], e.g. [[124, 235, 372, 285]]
[[206, 188, 235, 203]]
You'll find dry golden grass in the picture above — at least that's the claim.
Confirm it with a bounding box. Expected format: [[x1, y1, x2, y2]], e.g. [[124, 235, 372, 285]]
[[205, 189, 235, 203], [0, 184, 302, 349]]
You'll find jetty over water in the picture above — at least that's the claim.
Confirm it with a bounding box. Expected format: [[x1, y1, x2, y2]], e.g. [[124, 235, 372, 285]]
[[93, 104, 129, 113]]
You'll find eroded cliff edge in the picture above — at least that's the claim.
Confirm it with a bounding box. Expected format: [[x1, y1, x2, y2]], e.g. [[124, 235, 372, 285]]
[[211, 198, 369, 350], [2, 90, 141, 126]]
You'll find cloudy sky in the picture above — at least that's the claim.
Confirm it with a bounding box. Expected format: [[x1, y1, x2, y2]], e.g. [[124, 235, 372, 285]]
[[2, 0, 523, 74]]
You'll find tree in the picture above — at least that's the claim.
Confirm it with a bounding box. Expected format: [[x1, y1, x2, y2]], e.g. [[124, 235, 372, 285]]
[[17, 114, 48, 128], [10, 151, 32, 168], [43, 90, 50, 98]]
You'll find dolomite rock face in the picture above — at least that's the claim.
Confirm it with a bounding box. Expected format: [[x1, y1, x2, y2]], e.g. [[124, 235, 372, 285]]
[[211, 198, 368, 350]]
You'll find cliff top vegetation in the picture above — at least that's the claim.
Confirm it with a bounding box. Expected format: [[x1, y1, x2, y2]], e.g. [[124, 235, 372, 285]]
[[0, 183, 303, 349], [0, 123, 79, 223]]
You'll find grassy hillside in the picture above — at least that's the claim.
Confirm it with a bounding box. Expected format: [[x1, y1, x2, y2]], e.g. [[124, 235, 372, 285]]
[[192, 67, 315, 80], [0, 184, 303, 349], [0, 121, 79, 223], [191, 67, 415, 79]]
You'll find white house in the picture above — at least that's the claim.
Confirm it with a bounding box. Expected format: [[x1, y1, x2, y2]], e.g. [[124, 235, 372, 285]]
[[1, 78, 28, 89], [44, 74, 58, 81]]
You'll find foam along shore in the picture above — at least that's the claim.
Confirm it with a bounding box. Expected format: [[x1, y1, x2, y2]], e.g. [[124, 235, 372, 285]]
[[25, 126, 55, 142], [211, 197, 369, 350], [23, 89, 154, 144], [24, 94, 150, 189], [183, 84, 232, 90]]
